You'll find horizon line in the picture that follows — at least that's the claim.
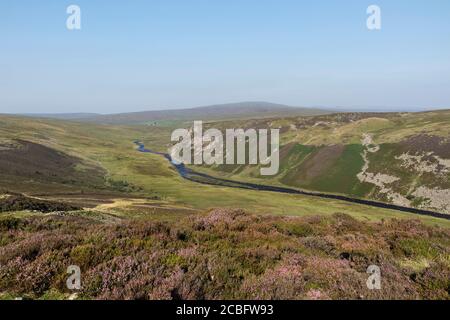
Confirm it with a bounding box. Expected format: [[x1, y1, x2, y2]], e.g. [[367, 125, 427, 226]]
[[4, 101, 450, 116]]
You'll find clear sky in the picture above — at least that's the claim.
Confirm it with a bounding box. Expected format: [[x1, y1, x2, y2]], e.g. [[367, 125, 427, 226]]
[[1, 0, 450, 114]]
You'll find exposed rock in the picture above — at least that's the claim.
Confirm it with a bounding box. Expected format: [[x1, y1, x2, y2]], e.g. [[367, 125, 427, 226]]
[[412, 187, 450, 214], [357, 134, 410, 207], [395, 152, 449, 175]]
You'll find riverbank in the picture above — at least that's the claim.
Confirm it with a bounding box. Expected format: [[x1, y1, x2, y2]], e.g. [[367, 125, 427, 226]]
[[135, 141, 450, 221]]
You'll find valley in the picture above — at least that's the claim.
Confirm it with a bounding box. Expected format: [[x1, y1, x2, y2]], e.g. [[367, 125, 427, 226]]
[[1, 107, 450, 300], [189, 110, 450, 215]]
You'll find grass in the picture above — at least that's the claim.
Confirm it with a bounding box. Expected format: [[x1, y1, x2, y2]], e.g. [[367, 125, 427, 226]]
[[0, 113, 449, 228], [307, 144, 370, 195], [187, 110, 450, 215], [0, 112, 449, 301]]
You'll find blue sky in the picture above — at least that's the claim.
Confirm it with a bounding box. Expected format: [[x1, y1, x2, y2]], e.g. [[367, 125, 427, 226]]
[[1, 0, 450, 113]]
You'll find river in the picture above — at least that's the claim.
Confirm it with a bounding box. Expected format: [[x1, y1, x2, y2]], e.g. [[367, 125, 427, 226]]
[[134, 141, 449, 221]]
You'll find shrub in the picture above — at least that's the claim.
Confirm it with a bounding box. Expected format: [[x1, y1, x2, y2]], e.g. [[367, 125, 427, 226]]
[[0, 208, 448, 300]]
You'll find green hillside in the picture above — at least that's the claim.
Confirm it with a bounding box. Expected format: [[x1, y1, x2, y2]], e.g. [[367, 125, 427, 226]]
[[189, 110, 450, 215]]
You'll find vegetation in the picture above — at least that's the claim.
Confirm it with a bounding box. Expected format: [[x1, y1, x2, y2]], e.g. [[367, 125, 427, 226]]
[[0, 193, 80, 213], [0, 110, 449, 300], [0, 209, 448, 300], [193, 110, 450, 214], [3, 114, 448, 225]]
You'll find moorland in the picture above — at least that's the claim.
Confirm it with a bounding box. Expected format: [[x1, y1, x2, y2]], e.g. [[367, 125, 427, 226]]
[[1, 104, 449, 299]]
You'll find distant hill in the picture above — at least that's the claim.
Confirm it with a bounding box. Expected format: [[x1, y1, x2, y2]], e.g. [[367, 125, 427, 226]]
[[21, 113, 100, 120], [74, 102, 330, 124]]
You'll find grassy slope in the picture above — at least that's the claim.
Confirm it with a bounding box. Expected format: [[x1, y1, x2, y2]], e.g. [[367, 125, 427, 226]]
[[1, 115, 449, 227], [191, 110, 450, 213]]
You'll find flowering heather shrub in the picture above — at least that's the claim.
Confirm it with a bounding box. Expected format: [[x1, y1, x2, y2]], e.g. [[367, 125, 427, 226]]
[[412, 261, 450, 300], [331, 213, 372, 234], [0, 193, 80, 213], [177, 246, 198, 259], [17, 250, 69, 294], [148, 268, 185, 300], [82, 254, 160, 299], [0, 257, 27, 291], [0, 216, 25, 232], [301, 236, 337, 255], [0, 209, 449, 300], [240, 254, 305, 299], [0, 232, 75, 265]]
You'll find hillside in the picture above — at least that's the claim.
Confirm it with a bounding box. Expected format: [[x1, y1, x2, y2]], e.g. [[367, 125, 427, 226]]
[[71, 102, 330, 125], [188, 110, 450, 215], [19, 113, 100, 120]]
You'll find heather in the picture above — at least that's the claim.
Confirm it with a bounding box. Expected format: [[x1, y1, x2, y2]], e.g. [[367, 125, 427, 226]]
[[0, 193, 81, 213], [0, 209, 449, 300]]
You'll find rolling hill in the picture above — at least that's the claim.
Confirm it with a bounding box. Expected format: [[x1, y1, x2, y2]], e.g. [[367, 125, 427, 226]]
[[61, 102, 330, 124], [190, 110, 450, 215], [19, 113, 100, 120]]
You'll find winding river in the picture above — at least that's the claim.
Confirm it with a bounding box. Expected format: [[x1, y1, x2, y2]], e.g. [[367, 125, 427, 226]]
[[135, 141, 450, 221]]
